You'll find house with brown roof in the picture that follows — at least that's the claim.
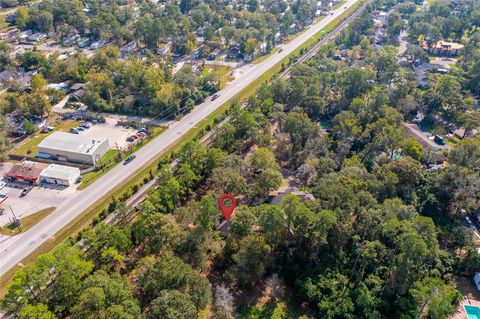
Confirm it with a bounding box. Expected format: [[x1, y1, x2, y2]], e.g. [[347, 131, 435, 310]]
[[422, 40, 464, 56]]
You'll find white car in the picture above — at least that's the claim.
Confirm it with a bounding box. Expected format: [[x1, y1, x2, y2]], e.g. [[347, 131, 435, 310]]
[[0, 181, 5, 190], [465, 216, 474, 227]]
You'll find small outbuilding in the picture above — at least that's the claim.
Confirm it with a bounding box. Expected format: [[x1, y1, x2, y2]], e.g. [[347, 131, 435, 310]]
[[39, 164, 81, 186]]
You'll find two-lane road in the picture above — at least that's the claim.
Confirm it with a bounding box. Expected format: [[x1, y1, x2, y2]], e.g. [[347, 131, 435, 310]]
[[0, 0, 360, 279]]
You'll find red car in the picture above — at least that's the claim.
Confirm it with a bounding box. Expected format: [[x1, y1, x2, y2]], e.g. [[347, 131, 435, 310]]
[[0, 193, 8, 204]]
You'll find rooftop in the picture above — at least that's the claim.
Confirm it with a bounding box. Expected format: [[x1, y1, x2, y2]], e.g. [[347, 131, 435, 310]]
[[40, 164, 80, 180], [5, 161, 48, 181], [38, 131, 108, 155]]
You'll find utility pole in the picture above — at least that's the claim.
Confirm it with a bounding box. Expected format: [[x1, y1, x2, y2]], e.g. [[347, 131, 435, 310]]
[[9, 205, 22, 232]]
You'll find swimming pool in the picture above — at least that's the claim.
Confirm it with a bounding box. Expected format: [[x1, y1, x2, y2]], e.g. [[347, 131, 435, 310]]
[[465, 305, 480, 319]]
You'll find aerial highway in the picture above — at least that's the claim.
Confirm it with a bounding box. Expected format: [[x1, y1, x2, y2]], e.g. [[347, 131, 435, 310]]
[[0, 0, 360, 279]]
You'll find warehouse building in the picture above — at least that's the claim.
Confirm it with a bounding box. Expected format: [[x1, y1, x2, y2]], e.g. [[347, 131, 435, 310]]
[[37, 132, 109, 165], [39, 164, 81, 187], [4, 161, 48, 184]]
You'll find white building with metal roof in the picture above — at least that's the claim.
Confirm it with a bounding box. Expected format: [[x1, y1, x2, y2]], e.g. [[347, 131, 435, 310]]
[[37, 132, 109, 165], [39, 164, 81, 186]]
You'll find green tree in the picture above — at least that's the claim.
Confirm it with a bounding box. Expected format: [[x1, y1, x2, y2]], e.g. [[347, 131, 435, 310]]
[[409, 277, 462, 319], [148, 290, 197, 319], [16, 7, 29, 30], [252, 168, 283, 198], [71, 271, 141, 319], [18, 304, 55, 319], [232, 234, 270, 287]]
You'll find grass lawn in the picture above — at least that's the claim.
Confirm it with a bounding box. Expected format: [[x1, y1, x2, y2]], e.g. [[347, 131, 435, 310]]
[[9, 119, 81, 157], [79, 149, 121, 189], [0, 2, 365, 291], [0, 207, 56, 236], [253, 47, 280, 65], [202, 65, 233, 89]]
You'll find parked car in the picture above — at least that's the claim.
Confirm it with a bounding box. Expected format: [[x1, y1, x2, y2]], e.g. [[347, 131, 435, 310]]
[[76, 126, 85, 131], [123, 155, 136, 165], [126, 136, 135, 142], [69, 128, 79, 134], [434, 135, 446, 145], [20, 186, 32, 197], [211, 94, 220, 101], [465, 216, 474, 227], [131, 134, 139, 139], [0, 193, 8, 204]]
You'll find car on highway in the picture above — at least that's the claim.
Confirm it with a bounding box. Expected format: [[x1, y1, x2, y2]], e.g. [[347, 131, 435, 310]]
[[20, 186, 33, 197], [123, 155, 136, 165], [211, 94, 220, 101]]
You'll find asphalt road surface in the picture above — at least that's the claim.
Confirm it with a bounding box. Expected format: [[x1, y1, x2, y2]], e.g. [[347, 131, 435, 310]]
[[0, 0, 360, 278]]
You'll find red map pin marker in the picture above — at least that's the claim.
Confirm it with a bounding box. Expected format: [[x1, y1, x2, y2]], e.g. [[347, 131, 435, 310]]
[[218, 194, 236, 221]]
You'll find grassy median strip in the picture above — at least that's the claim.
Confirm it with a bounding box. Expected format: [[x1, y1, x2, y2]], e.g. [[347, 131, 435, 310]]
[[0, 1, 364, 291], [0, 207, 56, 236]]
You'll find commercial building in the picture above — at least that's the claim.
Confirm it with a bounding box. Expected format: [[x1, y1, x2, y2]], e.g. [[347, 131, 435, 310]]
[[4, 161, 48, 184], [37, 132, 109, 165], [39, 164, 81, 186]]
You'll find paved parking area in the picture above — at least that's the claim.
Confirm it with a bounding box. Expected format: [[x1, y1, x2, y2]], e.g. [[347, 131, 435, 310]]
[[0, 162, 75, 227], [0, 183, 75, 227], [77, 116, 136, 150]]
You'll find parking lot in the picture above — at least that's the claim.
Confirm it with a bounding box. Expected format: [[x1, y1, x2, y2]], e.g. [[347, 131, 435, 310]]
[[74, 116, 136, 150]]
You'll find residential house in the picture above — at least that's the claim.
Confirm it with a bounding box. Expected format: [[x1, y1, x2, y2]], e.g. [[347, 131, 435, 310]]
[[121, 41, 137, 55], [268, 186, 315, 205], [0, 70, 34, 90], [77, 38, 91, 48], [156, 42, 172, 56], [422, 40, 464, 56], [227, 46, 240, 59], [27, 33, 47, 43], [63, 34, 80, 47], [90, 39, 108, 50]]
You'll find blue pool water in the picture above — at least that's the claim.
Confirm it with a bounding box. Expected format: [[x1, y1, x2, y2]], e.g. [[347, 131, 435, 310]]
[[465, 305, 480, 319]]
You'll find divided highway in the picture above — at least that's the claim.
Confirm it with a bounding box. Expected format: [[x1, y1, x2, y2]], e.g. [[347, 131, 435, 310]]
[[0, 0, 360, 279]]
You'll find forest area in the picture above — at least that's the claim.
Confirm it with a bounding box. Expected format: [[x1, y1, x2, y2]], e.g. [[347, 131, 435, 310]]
[[2, 0, 480, 318]]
